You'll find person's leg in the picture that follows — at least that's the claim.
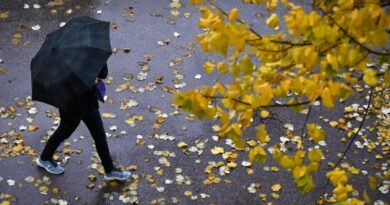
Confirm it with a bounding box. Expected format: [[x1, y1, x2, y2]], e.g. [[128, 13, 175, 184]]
[[82, 109, 114, 173], [40, 109, 81, 161]]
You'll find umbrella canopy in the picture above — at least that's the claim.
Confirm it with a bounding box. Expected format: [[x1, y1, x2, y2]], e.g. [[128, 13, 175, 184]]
[[30, 16, 112, 108]]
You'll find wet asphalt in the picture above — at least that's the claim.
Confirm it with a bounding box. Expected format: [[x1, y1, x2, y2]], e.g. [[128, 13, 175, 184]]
[[0, 0, 388, 205]]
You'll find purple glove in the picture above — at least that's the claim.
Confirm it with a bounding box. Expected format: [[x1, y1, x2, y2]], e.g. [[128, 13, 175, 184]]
[[94, 79, 106, 103]]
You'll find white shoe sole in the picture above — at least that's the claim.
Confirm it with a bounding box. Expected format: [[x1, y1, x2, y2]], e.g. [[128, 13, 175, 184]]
[[104, 175, 130, 181], [36, 158, 64, 175]]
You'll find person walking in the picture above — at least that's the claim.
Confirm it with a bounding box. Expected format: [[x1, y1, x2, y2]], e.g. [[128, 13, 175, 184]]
[[30, 16, 130, 181], [36, 63, 130, 180]]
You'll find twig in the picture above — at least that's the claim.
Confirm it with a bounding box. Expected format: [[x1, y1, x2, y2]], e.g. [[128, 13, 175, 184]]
[[206, 0, 263, 40], [300, 105, 312, 137], [336, 88, 373, 166], [255, 45, 293, 53], [203, 95, 313, 108], [321, 88, 374, 193]]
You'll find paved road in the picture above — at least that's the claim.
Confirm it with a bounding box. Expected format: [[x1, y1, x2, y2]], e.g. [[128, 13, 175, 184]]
[[0, 0, 388, 204]]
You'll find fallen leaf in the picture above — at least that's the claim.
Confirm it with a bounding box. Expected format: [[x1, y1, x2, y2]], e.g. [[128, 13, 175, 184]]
[[271, 184, 282, 192]]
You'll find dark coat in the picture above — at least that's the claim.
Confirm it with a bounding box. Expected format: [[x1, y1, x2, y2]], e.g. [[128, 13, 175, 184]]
[[61, 63, 108, 116]]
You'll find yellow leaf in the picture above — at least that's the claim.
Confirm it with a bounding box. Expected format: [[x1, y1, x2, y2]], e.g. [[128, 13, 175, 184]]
[[204, 61, 215, 75], [248, 145, 267, 163], [348, 167, 360, 175], [307, 123, 325, 143], [333, 184, 353, 201], [384, 71, 390, 84], [363, 69, 378, 87], [279, 155, 295, 169], [255, 124, 270, 143], [189, 0, 203, 5], [184, 191, 192, 196], [247, 139, 257, 146], [294, 150, 305, 166], [260, 110, 269, 118], [308, 149, 323, 162], [229, 8, 239, 21], [368, 176, 378, 190], [0, 66, 7, 74], [216, 61, 228, 75], [271, 183, 282, 192], [239, 55, 255, 76], [338, 0, 354, 10], [296, 174, 315, 193], [12, 144, 24, 153], [321, 87, 334, 108], [266, 0, 278, 11], [52, 187, 61, 194], [266, 13, 279, 28], [28, 124, 39, 132], [326, 168, 348, 186], [307, 162, 320, 172], [102, 113, 117, 119], [329, 121, 338, 127], [293, 166, 307, 179], [253, 82, 274, 106], [0, 11, 9, 19], [211, 146, 225, 155], [177, 142, 188, 148]]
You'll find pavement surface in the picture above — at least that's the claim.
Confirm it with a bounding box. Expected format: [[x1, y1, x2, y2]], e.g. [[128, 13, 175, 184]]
[[0, 0, 388, 205]]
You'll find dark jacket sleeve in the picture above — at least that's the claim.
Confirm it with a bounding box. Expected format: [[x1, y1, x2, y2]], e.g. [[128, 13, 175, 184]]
[[98, 63, 108, 79]]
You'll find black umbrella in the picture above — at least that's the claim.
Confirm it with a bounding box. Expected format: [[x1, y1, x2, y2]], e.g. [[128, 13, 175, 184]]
[[30, 16, 112, 108]]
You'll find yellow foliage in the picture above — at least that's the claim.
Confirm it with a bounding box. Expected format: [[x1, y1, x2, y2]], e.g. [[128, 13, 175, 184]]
[[266, 13, 279, 28], [327, 168, 348, 185], [308, 149, 323, 162], [333, 184, 354, 201], [363, 69, 378, 87], [174, 0, 389, 201], [293, 165, 307, 179], [307, 123, 325, 143], [266, 0, 278, 11], [229, 8, 239, 21], [255, 124, 270, 143], [248, 145, 267, 163], [189, 0, 204, 5]]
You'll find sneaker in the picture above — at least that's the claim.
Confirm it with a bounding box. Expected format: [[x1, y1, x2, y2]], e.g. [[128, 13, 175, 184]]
[[104, 167, 131, 181], [36, 157, 64, 175]]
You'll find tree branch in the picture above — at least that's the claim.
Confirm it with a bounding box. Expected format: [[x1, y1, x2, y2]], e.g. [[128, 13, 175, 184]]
[[321, 88, 374, 193], [300, 105, 312, 137], [325, 13, 390, 56], [255, 45, 293, 53], [335, 88, 373, 167], [206, 0, 263, 40], [203, 95, 313, 108], [206, 0, 312, 48]]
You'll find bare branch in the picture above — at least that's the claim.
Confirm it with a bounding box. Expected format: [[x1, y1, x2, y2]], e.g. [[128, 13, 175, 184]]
[[321, 88, 374, 193], [335, 88, 374, 167], [300, 105, 312, 137]]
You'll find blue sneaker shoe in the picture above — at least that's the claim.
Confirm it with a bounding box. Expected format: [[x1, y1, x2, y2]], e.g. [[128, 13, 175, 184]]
[[104, 167, 131, 181], [36, 157, 64, 175]]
